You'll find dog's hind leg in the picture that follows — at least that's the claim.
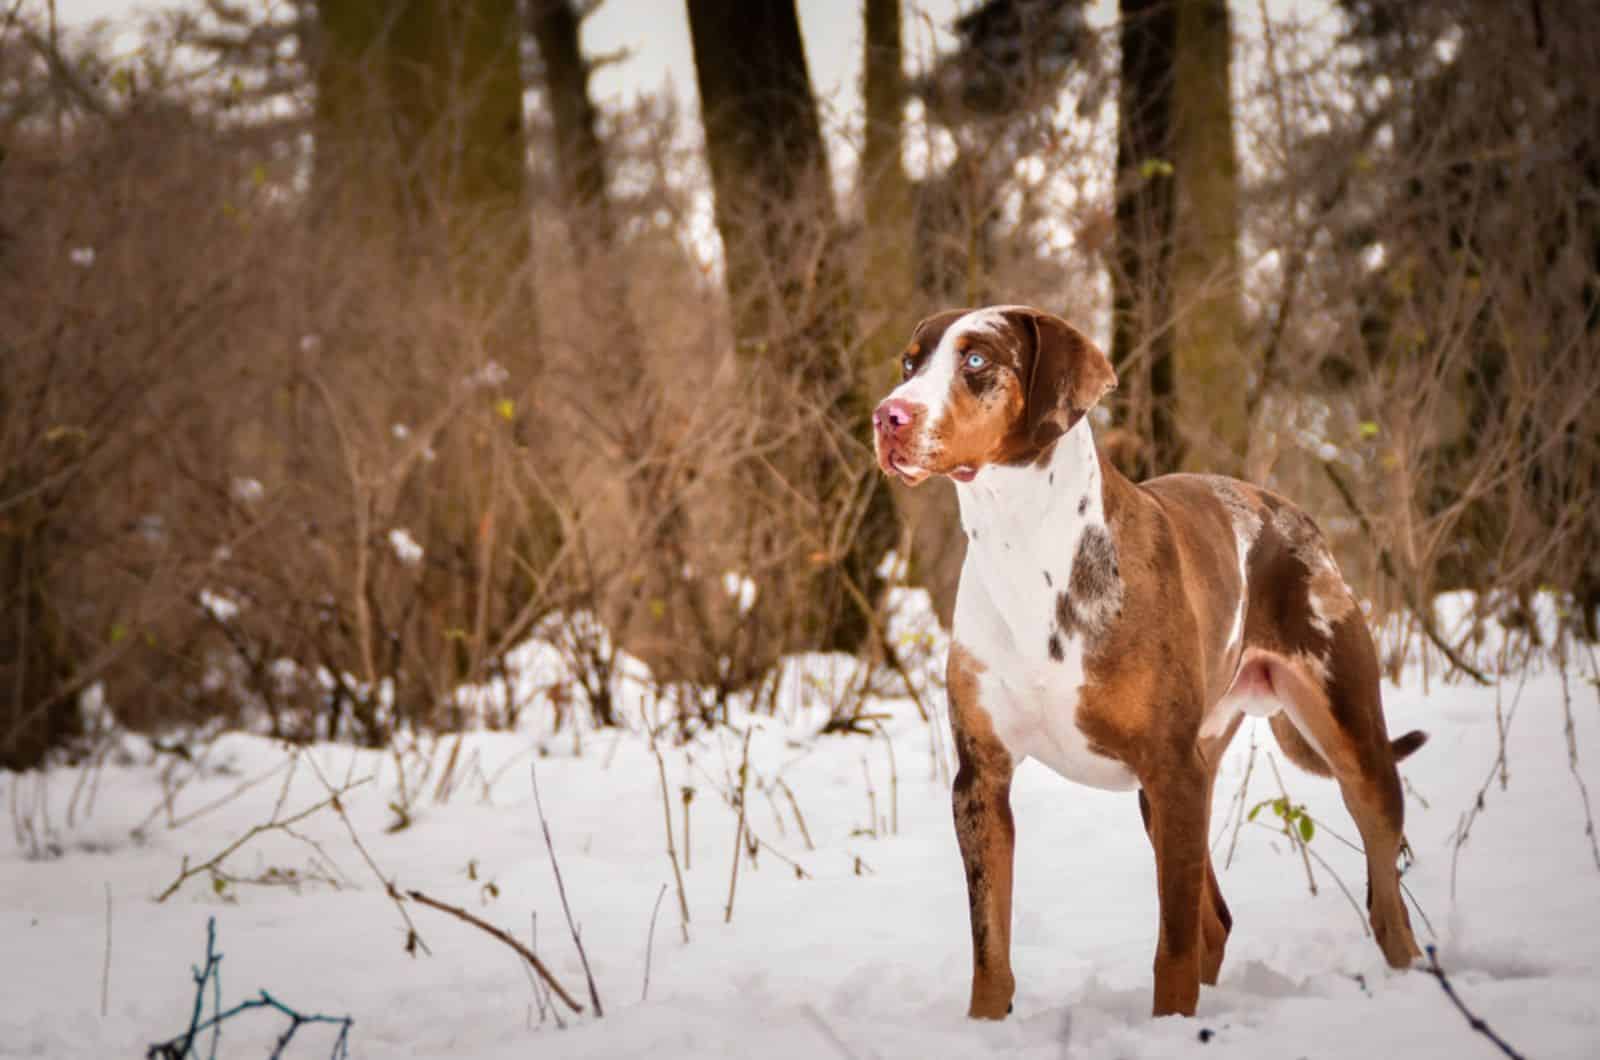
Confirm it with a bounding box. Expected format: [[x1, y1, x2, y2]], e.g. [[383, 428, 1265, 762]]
[[1264, 614, 1424, 969], [1138, 748, 1212, 1017], [1197, 715, 1242, 984]]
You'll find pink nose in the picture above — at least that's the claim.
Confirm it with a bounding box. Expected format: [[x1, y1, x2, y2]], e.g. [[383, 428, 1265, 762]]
[[874, 398, 919, 438]]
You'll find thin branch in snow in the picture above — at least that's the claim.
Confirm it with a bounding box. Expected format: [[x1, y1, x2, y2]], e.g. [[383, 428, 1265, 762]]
[[682, 783, 695, 871], [145, 917, 352, 1060], [1265, 752, 1318, 896], [301, 755, 428, 956], [641, 883, 667, 1002], [860, 756, 880, 838], [405, 890, 583, 1015], [1222, 724, 1259, 869], [1451, 667, 1533, 901], [100, 882, 112, 1019], [154, 778, 370, 903], [650, 744, 691, 943], [776, 778, 815, 851], [1422, 946, 1528, 1060], [872, 721, 899, 836], [1557, 653, 1600, 871], [531, 762, 604, 1017], [724, 726, 753, 924], [1247, 820, 1367, 936], [751, 834, 811, 879], [726, 726, 755, 928]]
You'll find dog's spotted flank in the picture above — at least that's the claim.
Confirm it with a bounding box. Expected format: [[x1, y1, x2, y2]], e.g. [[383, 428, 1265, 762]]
[[872, 305, 1427, 1021]]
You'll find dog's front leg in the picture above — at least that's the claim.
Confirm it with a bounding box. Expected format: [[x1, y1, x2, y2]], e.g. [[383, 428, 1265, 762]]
[[953, 753, 1016, 1019], [947, 645, 1018, 1018]]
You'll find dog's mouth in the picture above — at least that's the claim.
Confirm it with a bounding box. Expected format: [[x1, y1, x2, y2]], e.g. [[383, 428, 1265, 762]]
[[878, 447, 978, 486], [883, 452, 930, 485]]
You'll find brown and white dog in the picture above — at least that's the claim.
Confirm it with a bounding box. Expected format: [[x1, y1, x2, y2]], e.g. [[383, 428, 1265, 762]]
[[872, 305, 1426, 1020]]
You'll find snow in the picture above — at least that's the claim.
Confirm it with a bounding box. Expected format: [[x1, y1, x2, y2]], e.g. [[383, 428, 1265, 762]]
[[3, 589, 1599, 1059], [387, 528, 423, 567], [198, 588, 242, 623]]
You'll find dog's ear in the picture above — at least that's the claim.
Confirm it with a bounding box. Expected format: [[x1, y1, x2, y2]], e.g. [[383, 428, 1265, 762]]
[[1016, 309, 1118, 446]]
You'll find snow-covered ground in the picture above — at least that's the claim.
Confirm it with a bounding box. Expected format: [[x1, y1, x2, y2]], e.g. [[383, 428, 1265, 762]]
[[4, 591, 1599, 1059]]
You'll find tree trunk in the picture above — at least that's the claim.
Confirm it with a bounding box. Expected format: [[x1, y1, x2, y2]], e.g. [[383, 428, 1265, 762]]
[[862, 0, 962, 628], [687, 0, 894, 654], [314, 0, 529, 280], [528, 0, 615, 252], [1111, 0, 1180, 478], [1172, 0, 1247, 471]]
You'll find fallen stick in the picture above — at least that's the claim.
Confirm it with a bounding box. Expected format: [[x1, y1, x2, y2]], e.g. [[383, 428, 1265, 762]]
[[406, 890, 583, 1014]]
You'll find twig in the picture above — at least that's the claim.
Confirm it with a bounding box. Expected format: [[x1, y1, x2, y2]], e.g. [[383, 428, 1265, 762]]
[[650, 745, 692, 943], [1320, 460, 1490, 685], [1557, 656, 1600, 871], [145, 918, 352, 1060], [832, 565, 931, 721], [1247, 820, 1367, 935], [530, 762, 603, 1016], [166, 759, 294, 831], [1296, 809, 1437, 939], [100, 882, 112, 1019], [760, 779, 787, 839], [776, 778, 815, 851], [1266, 753, 1317, 896], [1223, 725, 1259, 868], [1422, 946, 1528, 1060], [753, 834, 812, 879], [154, 779, 370, 902], [405, 889, 583, 1014], [682, 785, 694, 871], [872, 721, 899, 836], [641, 883, 667, 1002], [1451, 668, 1531, 900], [724, 727, 753, 924], [301, 755, 429, 955], [860, 756, 880, 837], [525, 911, 564, 1029]]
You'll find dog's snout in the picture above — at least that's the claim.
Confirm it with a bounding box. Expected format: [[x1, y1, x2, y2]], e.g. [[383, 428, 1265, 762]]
[[874, 398, 919, 437]]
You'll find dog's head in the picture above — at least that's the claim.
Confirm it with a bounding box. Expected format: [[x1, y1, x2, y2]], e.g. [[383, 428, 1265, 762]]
[[873, 306, 1117, 486]]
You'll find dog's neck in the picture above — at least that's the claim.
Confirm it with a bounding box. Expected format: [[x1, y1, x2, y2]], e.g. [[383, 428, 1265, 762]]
[[954, 417, 1107, 590]]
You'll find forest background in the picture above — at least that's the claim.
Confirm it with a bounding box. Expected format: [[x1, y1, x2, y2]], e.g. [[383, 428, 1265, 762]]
[[3, 0, 1597, 768]]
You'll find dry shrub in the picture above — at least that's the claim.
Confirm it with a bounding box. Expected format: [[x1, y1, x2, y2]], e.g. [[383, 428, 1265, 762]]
[[8, 3, 1594, 770]]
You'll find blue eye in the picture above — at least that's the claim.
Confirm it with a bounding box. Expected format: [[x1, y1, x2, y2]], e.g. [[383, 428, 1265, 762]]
[[964, 353, 987, 370], [902, 357, 915, 377]]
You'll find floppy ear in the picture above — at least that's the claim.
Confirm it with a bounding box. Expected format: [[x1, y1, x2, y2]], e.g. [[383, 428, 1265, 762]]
[[1017, 309, 1118, 446]]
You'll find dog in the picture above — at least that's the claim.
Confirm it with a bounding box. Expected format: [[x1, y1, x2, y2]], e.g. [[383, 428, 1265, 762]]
[[872, 305, 1425, 1019]]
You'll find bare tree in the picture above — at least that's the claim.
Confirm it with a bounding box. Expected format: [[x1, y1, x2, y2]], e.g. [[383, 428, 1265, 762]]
[[1172, 0, 1247, 470], [686, 0, 894, 654], [1111, 0, 1180, 477]]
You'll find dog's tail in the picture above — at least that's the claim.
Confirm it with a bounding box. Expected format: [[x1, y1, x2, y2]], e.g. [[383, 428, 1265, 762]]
[[1269, 716, 1428, 777], [1390, 729, 1428, 761]]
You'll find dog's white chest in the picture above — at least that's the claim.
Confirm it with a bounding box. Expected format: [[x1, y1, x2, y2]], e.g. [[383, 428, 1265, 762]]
[[950, 426, 1138, 792], [968, 632, 1138, 791]]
